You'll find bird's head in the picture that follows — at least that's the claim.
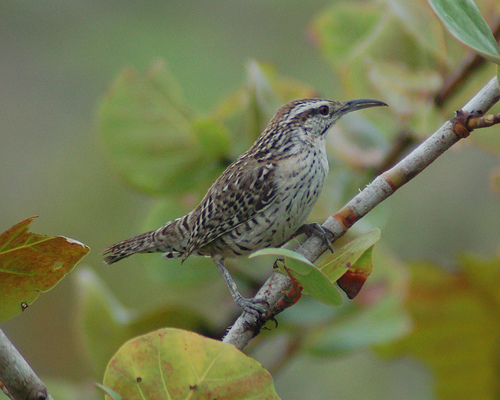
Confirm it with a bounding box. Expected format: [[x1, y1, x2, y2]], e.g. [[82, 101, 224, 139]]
[[252, 98, 387, 158]]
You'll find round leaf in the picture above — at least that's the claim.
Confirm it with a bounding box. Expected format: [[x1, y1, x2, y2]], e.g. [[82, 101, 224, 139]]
[[103, 328, 280, 400], [98, 60, 226, 196]]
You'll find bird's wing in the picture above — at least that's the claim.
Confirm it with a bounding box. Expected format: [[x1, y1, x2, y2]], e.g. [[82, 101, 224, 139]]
[[184, 158, 278, 257]]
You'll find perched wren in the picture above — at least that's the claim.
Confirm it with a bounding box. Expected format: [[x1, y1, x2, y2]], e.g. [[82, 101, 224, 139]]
[[103, 98, 387, 314]]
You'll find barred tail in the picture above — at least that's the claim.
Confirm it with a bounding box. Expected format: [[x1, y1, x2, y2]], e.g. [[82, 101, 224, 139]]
[[103, 215, 192, 265], [103, 230, 158, 265]]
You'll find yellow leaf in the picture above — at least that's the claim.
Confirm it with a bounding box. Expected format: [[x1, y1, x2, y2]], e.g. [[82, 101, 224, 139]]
[[104, 328, 280, 400]]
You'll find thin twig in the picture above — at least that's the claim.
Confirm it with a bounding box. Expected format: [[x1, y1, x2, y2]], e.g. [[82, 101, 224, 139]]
[[223, 76, 500, 350]]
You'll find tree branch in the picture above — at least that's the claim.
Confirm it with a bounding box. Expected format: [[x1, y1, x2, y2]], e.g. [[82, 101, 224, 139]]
[[223, 75, 500, 350], [0, 328, 54, 400]]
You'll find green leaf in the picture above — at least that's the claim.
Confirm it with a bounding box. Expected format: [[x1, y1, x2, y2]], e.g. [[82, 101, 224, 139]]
[[250, 248, 342, 306], [98, 59, 229, 196], [377, 255, 500, 399], [44, 378, 102, 400], [285, 245, 411, 357], [311, 1, 441, 140], [75, 268, 134, 376], [428, 0, 500, 63], [313, 2, 383, 67], [385, 0, 447, 63], [213, 60, 317, 156], [192, 117, 232, 158], [0, 217, 89, 322], [75, 268, 210, 377], [103, 328, 280, 400], [306, 296, 412, 356], [246, 61, 282, 139], [368, 59, 442, 108], [318, 229, 381, 299], [95, 384, 122, 400], [250, 247, 314, 268]]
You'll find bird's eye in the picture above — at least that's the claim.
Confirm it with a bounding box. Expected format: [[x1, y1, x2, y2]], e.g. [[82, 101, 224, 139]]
[[319, 105, 329, 115]]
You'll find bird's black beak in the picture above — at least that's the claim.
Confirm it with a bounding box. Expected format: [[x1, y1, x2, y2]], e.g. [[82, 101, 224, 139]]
[[340, 99, 388, 114]]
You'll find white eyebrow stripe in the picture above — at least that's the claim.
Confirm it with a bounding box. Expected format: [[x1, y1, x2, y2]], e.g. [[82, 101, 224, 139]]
[[286, 100, 329, 120]]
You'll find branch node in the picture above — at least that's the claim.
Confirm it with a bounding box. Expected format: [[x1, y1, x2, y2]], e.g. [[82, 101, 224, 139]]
[[453, 110, 472, 139], [333, 207, 357, 230]]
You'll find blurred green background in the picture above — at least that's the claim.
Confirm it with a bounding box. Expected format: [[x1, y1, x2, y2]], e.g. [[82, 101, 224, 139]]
[[1, 0, 499, 399]]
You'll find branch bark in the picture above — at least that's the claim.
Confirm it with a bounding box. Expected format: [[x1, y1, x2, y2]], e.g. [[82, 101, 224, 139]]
[[223, 75, 500, 350], [0, 328, 54, 400]]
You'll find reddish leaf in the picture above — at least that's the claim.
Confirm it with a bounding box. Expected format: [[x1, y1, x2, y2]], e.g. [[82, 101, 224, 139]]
[[337, 269, 367, 299], [0, 217, 90, 322], [337, 246, 375, 299]]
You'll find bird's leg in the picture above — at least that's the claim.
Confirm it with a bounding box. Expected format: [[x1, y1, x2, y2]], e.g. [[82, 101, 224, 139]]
[[213, 257, 268, 316], [293, 223, 335, 253]]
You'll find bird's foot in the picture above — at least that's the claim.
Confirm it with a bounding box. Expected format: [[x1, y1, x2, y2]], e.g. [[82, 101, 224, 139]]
[[234, 294, 269, 319], [213, 257, 269, 321], [299, 223, 335, 253]]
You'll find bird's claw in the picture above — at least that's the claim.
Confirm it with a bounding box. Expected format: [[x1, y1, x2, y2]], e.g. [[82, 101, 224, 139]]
[[236, 296, 269, 320], [302, 223, 334, 253]]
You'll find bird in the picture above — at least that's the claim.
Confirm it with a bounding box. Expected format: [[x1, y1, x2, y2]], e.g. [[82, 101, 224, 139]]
[[103, 97, 387, 315]]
